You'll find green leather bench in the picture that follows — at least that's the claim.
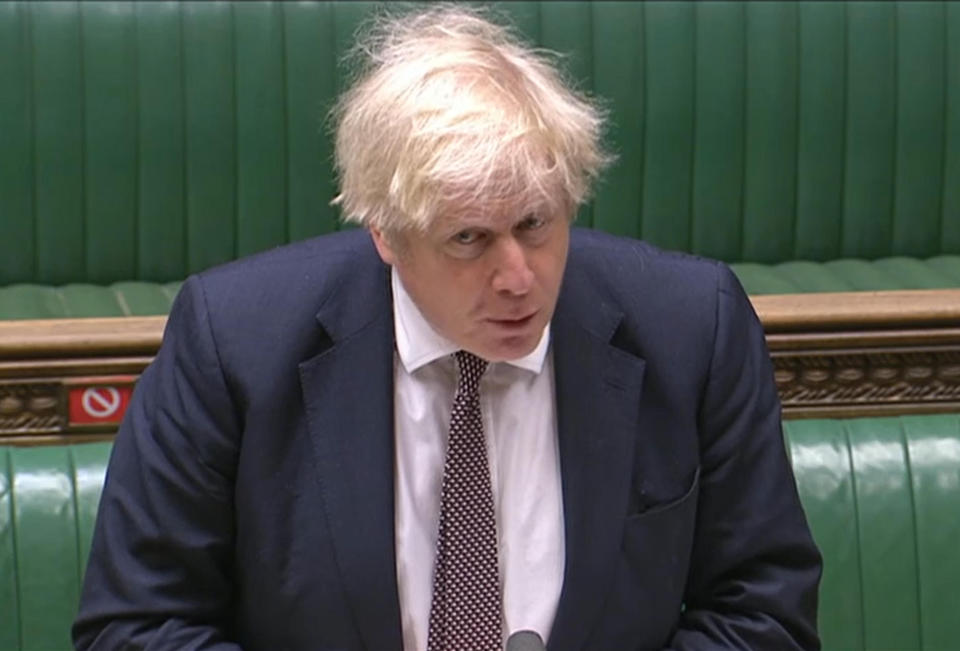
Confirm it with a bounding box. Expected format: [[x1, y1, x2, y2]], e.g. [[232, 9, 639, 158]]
[[2, 1, 960, 318], [3, 414, 959, 650]]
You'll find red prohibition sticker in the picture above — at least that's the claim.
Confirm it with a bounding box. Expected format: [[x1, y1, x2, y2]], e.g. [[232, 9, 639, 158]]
[[68, 381, 135, 426]]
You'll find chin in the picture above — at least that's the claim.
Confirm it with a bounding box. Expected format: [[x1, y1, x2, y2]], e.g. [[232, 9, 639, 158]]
[[479, 335, 540, 362]]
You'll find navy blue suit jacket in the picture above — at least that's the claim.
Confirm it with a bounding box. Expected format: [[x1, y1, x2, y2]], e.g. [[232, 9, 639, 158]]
[[74, 228, 821, 650]]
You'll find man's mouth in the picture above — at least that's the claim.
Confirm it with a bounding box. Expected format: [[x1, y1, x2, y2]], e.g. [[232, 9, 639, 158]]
[[487, 311, 538, 329]]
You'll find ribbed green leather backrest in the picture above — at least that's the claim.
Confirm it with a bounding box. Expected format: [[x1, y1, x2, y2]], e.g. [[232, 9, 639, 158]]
[[2, 1, 959, 285], [0, 1, 363, 286], [785, 414, 960, 651], [0, 443, 110, 651]]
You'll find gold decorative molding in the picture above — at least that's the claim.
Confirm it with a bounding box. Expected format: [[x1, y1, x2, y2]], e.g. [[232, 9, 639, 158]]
[[757, 288, 960, 417], [0, 381, 65, 434], [771, 346, 960, 418], [1, 290, 959, 442]]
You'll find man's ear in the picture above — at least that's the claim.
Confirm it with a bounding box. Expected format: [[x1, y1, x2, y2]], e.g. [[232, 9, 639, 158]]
[[369, 228, 399, 266]]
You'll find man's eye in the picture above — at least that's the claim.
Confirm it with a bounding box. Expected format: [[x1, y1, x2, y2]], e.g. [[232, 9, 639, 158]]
[[519, 215, 546, 230], [454, 230, 482, 245]]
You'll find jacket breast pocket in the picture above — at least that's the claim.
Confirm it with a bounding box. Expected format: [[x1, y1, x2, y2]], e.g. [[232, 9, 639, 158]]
[[624, 464, 698, 560], [623, 465, 699, 578], [591, 467, 700, 649]]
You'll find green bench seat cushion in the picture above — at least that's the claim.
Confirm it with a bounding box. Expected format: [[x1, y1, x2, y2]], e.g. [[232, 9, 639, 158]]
[[2, 256, 960, 319], [0, 282, 182, 319], [732, 255, 960, 294]]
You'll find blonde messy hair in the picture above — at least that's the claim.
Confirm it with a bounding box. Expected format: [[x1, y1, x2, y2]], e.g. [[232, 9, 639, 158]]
[[330, 3, 612, 235]]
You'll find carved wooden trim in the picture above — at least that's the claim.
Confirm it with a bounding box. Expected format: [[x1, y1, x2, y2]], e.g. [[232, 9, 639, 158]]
[[0, 372, 141, 442], [1, 289, 959, 442], [772, 345, 960, 418], [759, 288, 960, 417], [0, 381, 65, 434]]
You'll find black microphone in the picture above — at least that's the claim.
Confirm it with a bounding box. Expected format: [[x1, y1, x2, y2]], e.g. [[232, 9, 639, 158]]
[[506, 630, 545, 651]]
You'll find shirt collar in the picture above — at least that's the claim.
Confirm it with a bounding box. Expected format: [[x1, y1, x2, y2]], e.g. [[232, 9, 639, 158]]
[[391, 267, 550, 375]]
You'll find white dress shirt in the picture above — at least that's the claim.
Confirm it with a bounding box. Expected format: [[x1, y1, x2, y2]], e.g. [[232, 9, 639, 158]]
[[390, 268, 565, 651]]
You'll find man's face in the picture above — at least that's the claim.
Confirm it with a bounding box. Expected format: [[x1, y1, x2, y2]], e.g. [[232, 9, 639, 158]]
[[371, 205, 570, 362]]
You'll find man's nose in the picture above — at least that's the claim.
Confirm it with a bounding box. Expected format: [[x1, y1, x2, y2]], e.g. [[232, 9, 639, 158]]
[[491, 237, 535, 295]]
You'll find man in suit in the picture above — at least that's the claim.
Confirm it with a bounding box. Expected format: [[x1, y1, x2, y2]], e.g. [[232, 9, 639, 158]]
[[74, 5, 821, 650]]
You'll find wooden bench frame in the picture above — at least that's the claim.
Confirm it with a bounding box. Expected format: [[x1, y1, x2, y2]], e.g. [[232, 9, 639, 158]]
[[2, 289, 959, 443], [756, 290, 960, 419]]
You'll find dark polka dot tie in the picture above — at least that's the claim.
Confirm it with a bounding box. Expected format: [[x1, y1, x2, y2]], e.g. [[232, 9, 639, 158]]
[[427, 351, 502, 651]]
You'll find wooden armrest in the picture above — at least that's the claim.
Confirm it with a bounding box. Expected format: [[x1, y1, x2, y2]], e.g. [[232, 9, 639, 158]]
[[0, 316, 166, 358], [752, 289, 960, 333]]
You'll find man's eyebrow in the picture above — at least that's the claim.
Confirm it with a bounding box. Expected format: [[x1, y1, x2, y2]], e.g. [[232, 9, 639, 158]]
[[438, 214, 491, 233]]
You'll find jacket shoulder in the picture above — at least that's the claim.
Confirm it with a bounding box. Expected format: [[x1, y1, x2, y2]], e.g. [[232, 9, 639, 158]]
[[567, 228, 741, 311], [169, 229, 389, 373], [187, 229, 382, 319]]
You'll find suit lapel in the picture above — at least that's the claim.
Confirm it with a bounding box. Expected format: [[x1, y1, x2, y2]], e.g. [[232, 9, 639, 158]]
[[298, 262, 403, 651], [547, 272, 647, 651]]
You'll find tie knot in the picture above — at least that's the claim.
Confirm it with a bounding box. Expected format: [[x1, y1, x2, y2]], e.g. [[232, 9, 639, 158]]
[[455, 351, 487, 395]]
